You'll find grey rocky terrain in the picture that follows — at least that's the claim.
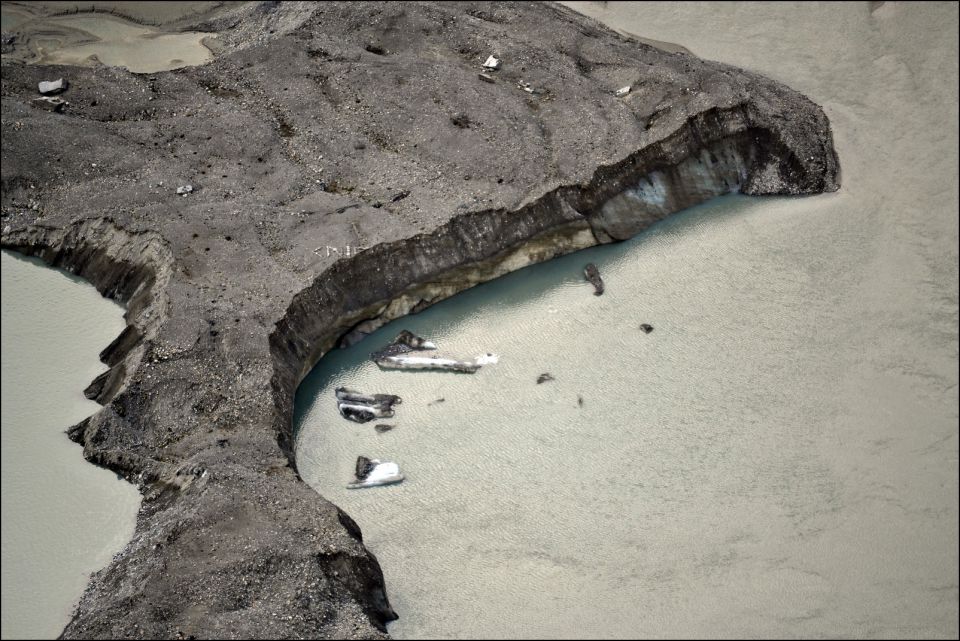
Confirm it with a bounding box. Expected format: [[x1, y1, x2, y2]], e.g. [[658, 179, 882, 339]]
[[0, 1, 839, 638]]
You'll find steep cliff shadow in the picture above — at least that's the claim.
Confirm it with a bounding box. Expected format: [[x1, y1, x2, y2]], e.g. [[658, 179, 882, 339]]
[[289, 191, 764, 443]]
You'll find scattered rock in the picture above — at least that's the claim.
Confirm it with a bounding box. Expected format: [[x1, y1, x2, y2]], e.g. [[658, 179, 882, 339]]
[[355, 455, 376, 479], [451, 113, 471, 128], [176, 185, 194, 195], [639, 323, 654, 334], [517, 80, 537, 94], [38, 78, 68, 95], [370, 330, 437, 361], [536, 373, 554, 384], [478, 73, 495, 83], [615, 85, 631, 97], [364, 43, 385, 55], [336, 387, 402, 423]]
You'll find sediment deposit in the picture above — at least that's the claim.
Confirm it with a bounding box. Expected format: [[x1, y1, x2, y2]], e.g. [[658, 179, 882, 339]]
[[0, 2, 838, 638]]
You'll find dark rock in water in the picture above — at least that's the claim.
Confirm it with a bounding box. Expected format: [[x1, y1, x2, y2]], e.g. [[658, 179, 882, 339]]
[[340, 405, 378, 423], [336, 387, 400, 423], [370, 329, 437, 361], [0, 0, 840, 636], [578, 395, 584, 407], [393, 329, 435, 350], [584, 263, 604, 295], [370, 342, 411, 360], [639, 323, 654, 334], [374, 424, 395, 433], [537, 373, 555, 384], [428, 397, 445, 406], [335, 387, 402, 407], [355, 455, 376, 480]]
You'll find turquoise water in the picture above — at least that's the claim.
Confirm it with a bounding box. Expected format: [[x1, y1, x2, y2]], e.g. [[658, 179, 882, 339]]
[[295, 2, 958, 637]]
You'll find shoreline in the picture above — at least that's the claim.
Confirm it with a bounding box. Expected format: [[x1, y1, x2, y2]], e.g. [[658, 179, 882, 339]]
[[0, 2, 838, 637], [0, 250, 141, 639]]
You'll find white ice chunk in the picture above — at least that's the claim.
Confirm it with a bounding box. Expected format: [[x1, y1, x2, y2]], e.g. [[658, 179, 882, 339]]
[[482, 55, 501, 70]]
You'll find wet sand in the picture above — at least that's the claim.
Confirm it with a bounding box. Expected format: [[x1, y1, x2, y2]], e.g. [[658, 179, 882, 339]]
[[1, 251, 141, 640]]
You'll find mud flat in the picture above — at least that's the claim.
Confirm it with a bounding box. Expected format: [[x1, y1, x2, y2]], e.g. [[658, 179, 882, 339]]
[[1, 2, 841, 638]]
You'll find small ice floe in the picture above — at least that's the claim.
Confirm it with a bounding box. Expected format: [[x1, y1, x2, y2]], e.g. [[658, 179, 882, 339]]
[[347, 456, 404, 489], [482, 55, 501, 71], [176, 185, 193, 195], [615, 85, 631, 97], [38, 78, 67, 95], [370, 330, 437, 360], [335, 387, 401, 423], [376, 353, 497, 373], [371, 330, 497, 373]]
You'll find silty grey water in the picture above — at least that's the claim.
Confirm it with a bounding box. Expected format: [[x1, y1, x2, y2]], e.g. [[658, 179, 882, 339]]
[[1, 250, 141, 639], [295, 2, 958, 638], [0, 3, 215, 73]]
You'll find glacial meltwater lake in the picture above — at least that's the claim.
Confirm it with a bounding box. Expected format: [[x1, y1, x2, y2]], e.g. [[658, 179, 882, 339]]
[[1, 250, 141, 640], [0, 2, 215, 73], [295, 2, 959, 638]]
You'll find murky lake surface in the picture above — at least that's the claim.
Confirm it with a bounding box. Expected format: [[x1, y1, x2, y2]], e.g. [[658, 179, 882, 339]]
[[0, 2, 215, 73], [1, 251, 141, 640], [295, 2, 958, 638], [318, 3, 958, 638]]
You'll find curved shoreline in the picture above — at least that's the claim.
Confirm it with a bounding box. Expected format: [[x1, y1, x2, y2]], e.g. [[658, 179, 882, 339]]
[[0, 2, 838, 637], [0, 250, 141, 639], [269, 106, 837, 463]]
